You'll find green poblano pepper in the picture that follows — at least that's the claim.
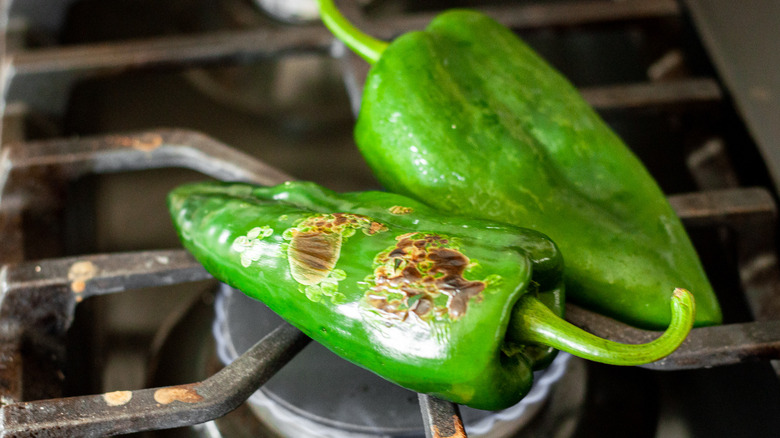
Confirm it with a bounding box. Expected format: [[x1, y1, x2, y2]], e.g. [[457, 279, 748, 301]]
[[317, 0, 721, 329], [169, 180, 694, 410]]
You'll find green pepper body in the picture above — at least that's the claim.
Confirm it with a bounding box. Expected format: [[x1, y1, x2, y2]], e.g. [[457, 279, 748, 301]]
[[344, 9, 720, 329], [169, 181, 563, 410], [170, 181, 696, 410]]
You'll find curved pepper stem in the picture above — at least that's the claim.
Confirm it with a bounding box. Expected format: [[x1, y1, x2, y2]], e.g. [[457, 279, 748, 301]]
[[317, 0, 389, 64], [509, 288, 695, 365]]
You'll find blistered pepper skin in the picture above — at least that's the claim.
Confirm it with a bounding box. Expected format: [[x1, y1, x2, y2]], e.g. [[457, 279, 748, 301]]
[[170, 180, 697, 409], [351, 10, 721, 329], [169, 181, 565, 410]]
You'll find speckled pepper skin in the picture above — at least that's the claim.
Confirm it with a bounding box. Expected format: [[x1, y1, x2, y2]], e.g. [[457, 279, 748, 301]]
[[168, 181, 564, 410], [351, 10, 721, 329], [170, 180, 697, 409]]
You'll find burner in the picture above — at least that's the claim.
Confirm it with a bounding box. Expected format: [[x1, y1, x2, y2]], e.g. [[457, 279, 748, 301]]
[[143, 284, 586, 438], [211, 285, 575, 437]]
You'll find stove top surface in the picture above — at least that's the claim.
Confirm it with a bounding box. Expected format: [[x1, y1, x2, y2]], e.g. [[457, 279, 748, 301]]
[[1, 1, 779, 437]]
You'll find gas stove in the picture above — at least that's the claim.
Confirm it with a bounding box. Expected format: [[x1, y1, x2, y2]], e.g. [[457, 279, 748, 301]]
[[1, 1, 779, 437]]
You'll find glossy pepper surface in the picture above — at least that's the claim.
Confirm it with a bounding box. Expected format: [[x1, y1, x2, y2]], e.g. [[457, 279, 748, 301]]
[[317, 0, 721, 329], [169, 180, 694, 410]]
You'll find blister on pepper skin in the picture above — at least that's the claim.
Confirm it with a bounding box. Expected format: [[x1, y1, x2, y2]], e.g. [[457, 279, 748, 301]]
[[284, 213, 386, 286], [367, 232, 487, 321], [168, 180, 563, 410]]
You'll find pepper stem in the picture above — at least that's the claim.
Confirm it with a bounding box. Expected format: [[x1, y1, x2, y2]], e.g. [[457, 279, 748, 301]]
[[509, 288, 695, 366], [317, 0, 389, 64]]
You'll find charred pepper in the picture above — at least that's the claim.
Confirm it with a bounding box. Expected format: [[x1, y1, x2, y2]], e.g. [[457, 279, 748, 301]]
[[317, 0, 721, 329], [169, 180, 694, 410]]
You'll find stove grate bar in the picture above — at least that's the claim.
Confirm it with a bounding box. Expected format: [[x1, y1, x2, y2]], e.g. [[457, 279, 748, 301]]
[[3, 0, 681, 118], [566, 305, 780, 370], [419, 394, 466, 438], [4, 26, 333, 117], [1, 128, 293, 191], [8, 0, 680, 77], [2, 245, 777, 375], [0, 250, 209, 336], [353, 0, 680, 39], [0, 322, 310, 438], [581, 78, 722, 110], [671, 188, 780, 322]]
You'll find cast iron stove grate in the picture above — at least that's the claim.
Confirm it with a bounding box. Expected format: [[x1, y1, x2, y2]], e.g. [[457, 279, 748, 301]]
[[0, 1, 779, 437]]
